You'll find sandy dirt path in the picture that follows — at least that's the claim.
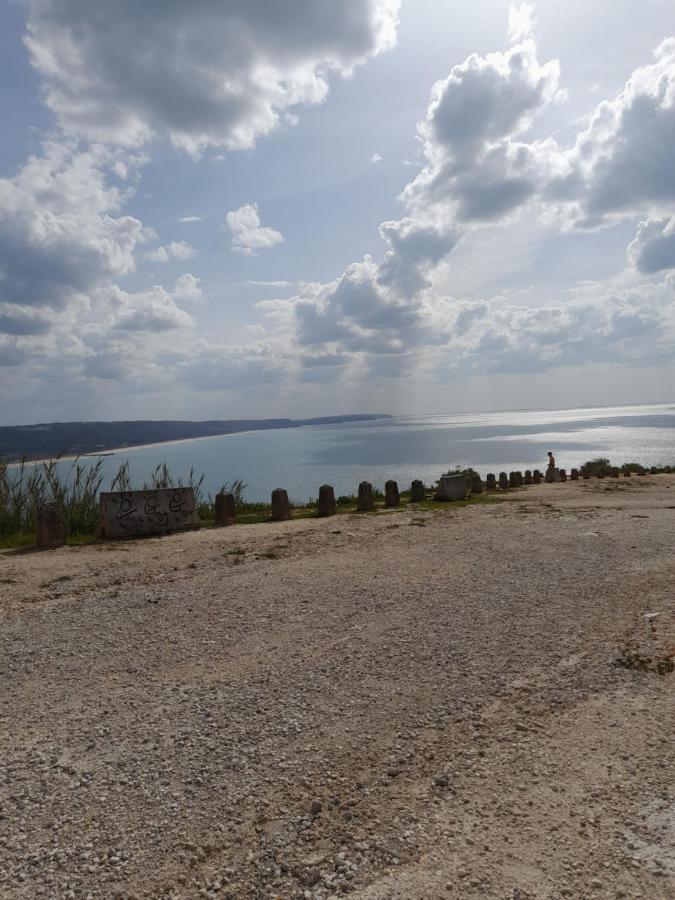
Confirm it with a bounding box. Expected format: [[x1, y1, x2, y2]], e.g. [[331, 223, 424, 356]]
[[1, 477, 674, 900]]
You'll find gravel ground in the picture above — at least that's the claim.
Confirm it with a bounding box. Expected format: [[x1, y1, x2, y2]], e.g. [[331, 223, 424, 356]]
[[1, 476, 674, 900]]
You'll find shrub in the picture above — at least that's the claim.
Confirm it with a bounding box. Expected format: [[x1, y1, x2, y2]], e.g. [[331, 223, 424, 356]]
[[579, 458, 614, 477]]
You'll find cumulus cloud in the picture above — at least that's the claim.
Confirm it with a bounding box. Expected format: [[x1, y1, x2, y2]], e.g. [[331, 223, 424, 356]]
[[628, 218, 675, 273], [507, 3, 535, 44], [0, 304, 53, 336], [225, 204, 284, 255], [0, 142, 146, 312], [556, 39, 675, 226], [108, 284, 194, 334], [24, 0, 401, 154], [402, 32, 563, 224], [172, 274, 203, 304], [144, 240, 196, 263], [269, 9, 675, 385]]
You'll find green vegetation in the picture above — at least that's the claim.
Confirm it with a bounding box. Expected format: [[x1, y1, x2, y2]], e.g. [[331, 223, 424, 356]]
[[2, 455, 671, 549], [579, 457, 674, 477]]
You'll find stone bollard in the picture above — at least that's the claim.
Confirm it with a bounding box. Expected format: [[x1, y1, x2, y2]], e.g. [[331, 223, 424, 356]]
[[214, 492, 236, 526], [508, 471, 517, 488], [664, 466, 672, 473], [36, 501, 65, 550], [385, 480, 400, 508], [470, 473, 483, 494], [515, 471, 524, 487], [499, 472, 509, 490], [524, 470, 533, 485], [623, 470, 631, 477], [357, 481, 375, 511], [318, 484, 336, 517], [533, 471, 542, 485], [571, 468, 579, 480], [560, 469, 567, 482], [486, 473, 497, 491], [435, 474, 467, 501], [271, 488, 291, 521], [612, 468, 620, 478], [410, 480, 426, 502]]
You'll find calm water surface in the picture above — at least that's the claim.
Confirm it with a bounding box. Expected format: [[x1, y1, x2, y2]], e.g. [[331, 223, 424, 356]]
[[38, 402, 675, 503]]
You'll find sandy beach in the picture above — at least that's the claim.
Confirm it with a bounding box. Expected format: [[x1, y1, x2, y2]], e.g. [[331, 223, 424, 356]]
[[1, 476, 673, 899]]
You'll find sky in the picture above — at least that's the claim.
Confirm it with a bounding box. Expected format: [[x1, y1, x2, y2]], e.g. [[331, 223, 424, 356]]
[[1, 0, 675, 425]]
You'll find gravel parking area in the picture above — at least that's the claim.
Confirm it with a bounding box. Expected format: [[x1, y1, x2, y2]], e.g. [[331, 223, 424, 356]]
[[1, 477, 674, 899]]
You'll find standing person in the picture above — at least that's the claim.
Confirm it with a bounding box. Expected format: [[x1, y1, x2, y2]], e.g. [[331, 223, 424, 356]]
[[545, 451, 556, 482]]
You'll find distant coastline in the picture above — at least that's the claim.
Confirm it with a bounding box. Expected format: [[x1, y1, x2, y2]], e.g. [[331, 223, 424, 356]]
[[0, 414, 393, 465]]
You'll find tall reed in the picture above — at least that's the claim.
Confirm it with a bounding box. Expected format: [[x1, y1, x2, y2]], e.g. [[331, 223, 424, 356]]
[[0, 457, 246, 544]]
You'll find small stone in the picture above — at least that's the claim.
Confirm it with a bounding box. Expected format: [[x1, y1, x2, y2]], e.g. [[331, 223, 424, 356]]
[[433, 774, 449, 787], [310, 799, 323, 816]]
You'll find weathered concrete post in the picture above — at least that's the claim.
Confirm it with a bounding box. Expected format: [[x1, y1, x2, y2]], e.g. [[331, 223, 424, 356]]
[[357, 481, 375, 511], [570, 468, 579, 480], [524, 470, 533, 485], [486, 473, 497, 491], [36, 501, 65, 550], [271, 489, 291, 521], [470, 473, 483, 494], [318, 485, 336, 517], [515, 471, 524, 487], [623, 469, 631, 477], [612, 467, 620, 478], [435, 474, 467, 501], [499, 472, 509, 490], [533, 470, 542, 485], [384, 480, 400, 507], [410, 480, 426, 502], [560, 469, 567, 482], [508, 472, 517, 488], [214, 492, 236, 527]]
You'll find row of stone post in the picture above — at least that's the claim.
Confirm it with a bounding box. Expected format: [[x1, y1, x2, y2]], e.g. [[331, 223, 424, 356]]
[[214, 478, 428, 526]]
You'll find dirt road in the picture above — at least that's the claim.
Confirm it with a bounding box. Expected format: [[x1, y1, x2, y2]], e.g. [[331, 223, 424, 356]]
[[1, 477, 673, 899]]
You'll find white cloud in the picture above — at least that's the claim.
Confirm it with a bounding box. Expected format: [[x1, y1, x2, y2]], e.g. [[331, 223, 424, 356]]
[[0, 141, 147, 313], [178, 216, 202, 224], [371, 153, 383, 163], [628, 218, 675, 273], [266, 12, 675, 386], [173, 273, 203, 304], [144, 240, 196, 263], [225, 203, 284, 255], [508, 3, 535, 44], [107, 284, 194, 334], [24, 0, 401, 154]]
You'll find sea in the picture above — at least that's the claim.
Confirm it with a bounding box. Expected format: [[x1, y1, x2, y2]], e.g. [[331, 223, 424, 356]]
[[30, 402, 675, 503]]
